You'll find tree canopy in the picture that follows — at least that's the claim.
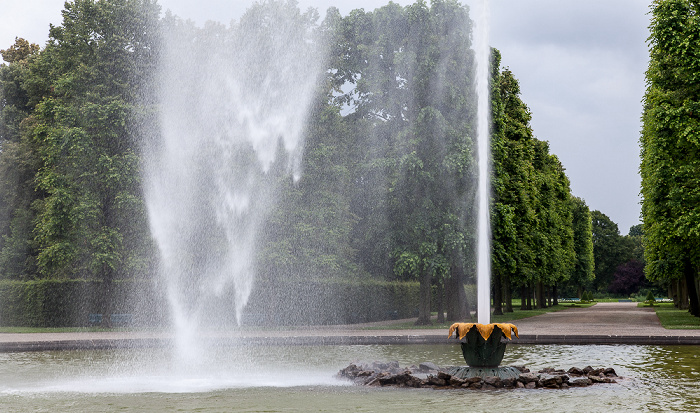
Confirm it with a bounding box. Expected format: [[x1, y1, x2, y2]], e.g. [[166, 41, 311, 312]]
[[0, 0, 632, 325]]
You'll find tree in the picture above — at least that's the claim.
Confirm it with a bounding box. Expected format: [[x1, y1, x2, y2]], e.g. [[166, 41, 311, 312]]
[[328, 0, 477, 324], [591, 210, 629, 292], [608, 259, 645, 296], [641, 0, 700, 315], [23, 0, 160, 323], [568, 196, 595, 297], [0, 38, 42, 279]]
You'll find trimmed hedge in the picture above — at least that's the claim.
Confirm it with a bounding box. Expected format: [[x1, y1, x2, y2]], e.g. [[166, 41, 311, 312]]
[[0, 279, 155, 327], [0, 278, 423, 327], [245, 278, 422, 325]]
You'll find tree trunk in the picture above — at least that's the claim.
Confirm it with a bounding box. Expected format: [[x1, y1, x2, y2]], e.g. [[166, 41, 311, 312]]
[[670, 281, 678, 308], [492, 271, 503, 315], [553, 284, 559, 306], [436, 279, 445, 324], [683, 257, 700, 317], [680, 276, 689, 310], [536, 281, 546, 309], [520, 285, 527, 310], [99, 266, 114, 328], [416, 270, 432, 325], [504, 274, 513, 313], [446, 262, 468, 321], [526, 283, 533, 310]]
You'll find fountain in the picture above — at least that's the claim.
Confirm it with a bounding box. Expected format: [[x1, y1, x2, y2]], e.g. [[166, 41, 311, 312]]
[[441, 0, 519, 376], [143, 2, 326, 364], [446, 322, 521, 379]]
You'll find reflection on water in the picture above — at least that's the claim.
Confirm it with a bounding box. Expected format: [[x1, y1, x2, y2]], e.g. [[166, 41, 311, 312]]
[[0, 344, 699, 412]]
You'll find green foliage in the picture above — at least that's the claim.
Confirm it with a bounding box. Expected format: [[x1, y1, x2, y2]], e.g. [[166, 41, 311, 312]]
[[641, 0, 700, 315], [490, 58, 577, 306], [645, 290, 657, 305], [0, 0, 598, 325], [0, 279, 128, 327]]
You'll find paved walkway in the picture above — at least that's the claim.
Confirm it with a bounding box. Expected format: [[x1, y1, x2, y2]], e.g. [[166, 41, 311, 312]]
[[1, 302, 699, 351]]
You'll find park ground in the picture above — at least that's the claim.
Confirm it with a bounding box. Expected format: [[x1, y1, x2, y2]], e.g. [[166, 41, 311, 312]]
[[1, 301, 700, 351]]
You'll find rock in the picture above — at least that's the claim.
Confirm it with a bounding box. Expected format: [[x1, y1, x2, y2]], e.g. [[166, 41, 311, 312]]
[[589, 375, 614, 384], [437, 371, 452, 381], [502, 377, 517, 388], [569, 378, 592, 387], [338, 362, 621, 390], [373, 361, 400, 372], [449, 376, 465, 387], [604, 367, 618, 377], [588, 368, 604, 376], [338, 364, 361, 379], [567, 367, 585, 376], [539, 376, 562, 388], [426, 375, 447, 387], [419, 362, 440, 372], [518, 372, 538, 384], [483, 376, 503, 388]]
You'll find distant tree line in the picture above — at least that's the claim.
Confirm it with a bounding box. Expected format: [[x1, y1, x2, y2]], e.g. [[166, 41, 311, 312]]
[[0, 0, 644, 325]]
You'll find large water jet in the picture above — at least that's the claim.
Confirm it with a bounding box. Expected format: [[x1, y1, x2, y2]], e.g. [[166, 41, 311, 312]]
[[143, 4, 327, 363], [474, 0, 492, 326]]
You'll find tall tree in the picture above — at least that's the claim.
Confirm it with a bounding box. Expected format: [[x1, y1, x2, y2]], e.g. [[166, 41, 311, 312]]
[[641, 0, 700, 316], [0, 38, 42, 279], [568, 196, 595, 297], [24, 0, 160, 322]]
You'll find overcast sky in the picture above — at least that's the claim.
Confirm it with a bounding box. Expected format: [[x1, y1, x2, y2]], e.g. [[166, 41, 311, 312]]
[[1, 0, 651, 234]]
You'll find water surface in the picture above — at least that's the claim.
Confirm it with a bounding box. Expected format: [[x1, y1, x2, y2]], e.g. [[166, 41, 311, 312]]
[[1, 344, 698, 412]]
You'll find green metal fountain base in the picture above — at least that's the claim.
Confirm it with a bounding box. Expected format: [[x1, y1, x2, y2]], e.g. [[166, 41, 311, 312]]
[[446, 366, 521, 380], [460, 326, 508, 367]]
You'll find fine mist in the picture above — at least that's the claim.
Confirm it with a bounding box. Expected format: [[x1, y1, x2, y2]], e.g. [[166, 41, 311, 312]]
[[142, 2, 327, 358]]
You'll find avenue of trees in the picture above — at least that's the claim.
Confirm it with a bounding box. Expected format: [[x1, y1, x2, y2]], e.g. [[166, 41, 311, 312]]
[[642, 0, 700, 316], [0, 0, 651, 325]]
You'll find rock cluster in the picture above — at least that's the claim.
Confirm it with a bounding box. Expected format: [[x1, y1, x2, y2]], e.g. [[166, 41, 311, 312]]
[[338, 362, 619, 390]]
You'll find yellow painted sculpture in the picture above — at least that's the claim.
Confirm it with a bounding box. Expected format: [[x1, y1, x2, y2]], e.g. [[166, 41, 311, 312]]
[[448, 322, 519, 341]]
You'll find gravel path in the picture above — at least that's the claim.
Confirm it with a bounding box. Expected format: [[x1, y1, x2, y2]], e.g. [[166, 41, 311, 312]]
[[1, 302, 699, 351]]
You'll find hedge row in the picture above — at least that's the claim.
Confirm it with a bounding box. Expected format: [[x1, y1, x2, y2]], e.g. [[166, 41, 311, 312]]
[[0, 279, 154, 327], [0, 278, 422, 327], [245, 278, 422, 325]]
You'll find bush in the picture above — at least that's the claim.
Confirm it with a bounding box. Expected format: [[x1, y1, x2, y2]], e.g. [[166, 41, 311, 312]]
[[645, 290, 656, 306], [0, 279, 156, 327]]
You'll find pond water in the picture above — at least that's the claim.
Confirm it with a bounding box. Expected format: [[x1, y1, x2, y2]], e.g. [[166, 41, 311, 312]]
[[0, 344, 698, 412]]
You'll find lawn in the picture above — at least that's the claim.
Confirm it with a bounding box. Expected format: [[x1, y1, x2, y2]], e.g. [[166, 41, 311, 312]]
[[363, 301, 596, 330], [0, 326, 127, 333], [640, 302, 700, 329]]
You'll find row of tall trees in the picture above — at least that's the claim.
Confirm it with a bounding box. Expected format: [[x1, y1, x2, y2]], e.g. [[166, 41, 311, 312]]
[[489, 55, 593, 314], [1, 0, 632, 323], [641, 0, 700, 316]]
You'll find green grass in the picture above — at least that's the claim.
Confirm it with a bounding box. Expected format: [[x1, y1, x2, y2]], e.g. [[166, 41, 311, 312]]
[[363, 302, 596, 330], [639, 302, 700, 329], [0, 326, 130, 333]]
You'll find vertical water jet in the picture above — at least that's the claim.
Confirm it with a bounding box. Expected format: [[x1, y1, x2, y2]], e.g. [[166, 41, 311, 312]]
[[474, 0, 491, 325], [142, 4, 326, 364]]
